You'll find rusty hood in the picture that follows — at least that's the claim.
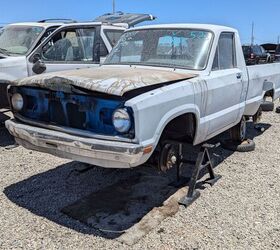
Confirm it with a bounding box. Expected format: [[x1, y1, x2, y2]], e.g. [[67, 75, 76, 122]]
[[13, 66, 197, 96]]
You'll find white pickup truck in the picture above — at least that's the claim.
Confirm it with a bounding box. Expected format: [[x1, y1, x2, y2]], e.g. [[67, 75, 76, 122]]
[[5, 24, 280, 169], [0, 13, 155, 107]]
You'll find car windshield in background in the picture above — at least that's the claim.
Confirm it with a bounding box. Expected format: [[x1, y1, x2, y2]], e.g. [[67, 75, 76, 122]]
[[104, 29, 213, 70], [0, 25, 44, 56]]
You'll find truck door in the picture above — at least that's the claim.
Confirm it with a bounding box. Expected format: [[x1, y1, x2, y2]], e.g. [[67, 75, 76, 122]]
[[27, 25, 105, 75], [205, 32, 244, 137]]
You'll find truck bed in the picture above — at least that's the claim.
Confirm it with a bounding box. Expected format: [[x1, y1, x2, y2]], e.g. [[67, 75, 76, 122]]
[[244, 62, 280, 115]]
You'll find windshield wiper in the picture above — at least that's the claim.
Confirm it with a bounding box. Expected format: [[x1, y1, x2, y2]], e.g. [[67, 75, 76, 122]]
[[0, 48, 10, 56]]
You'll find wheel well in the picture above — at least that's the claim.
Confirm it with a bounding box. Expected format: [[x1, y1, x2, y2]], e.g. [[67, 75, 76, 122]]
[[264, 89, 274, 99], [159, 113, 196, 144]]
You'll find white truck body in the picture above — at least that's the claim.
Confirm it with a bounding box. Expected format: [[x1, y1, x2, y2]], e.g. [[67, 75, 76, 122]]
[[5, 24, 280, 168]]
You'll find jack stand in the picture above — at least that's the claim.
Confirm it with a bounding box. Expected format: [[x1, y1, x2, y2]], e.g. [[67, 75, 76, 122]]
[[177, 142, 222, 207], [254, 124, 265, 132]]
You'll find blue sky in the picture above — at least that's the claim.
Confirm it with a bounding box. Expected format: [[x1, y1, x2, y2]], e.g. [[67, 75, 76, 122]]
[[1, 0, 280, 44]]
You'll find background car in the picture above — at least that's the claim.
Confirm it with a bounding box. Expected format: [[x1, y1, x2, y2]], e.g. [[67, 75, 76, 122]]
[[275, 44, 280, 62], [242, 45, 272, 65], [261, 43, 277, 62]]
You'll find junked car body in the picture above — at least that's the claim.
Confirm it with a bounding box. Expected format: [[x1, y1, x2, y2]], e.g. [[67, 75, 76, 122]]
[[0, 21, 65, 106], [0, 13, 155, 107], [5, 24, 280, 168]]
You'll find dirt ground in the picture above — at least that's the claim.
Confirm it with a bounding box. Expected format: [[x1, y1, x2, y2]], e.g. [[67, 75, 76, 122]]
[[0, 103, 279, 249]]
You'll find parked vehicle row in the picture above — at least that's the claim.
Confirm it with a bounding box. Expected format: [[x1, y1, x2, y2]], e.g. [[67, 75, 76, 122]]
[[242, 43, 280, 66], [242, 44, 273, 65], [5, 24, 280, 169]]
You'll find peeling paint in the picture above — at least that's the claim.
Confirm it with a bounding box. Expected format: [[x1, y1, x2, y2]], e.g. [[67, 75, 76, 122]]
[[13, 66, 197, 96]]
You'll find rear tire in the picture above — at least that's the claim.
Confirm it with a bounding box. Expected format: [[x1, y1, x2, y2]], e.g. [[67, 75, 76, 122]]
[[230, 116, 246, 142], [267, 57, 271, 63], [221, 139, 255, 152], [261, 101, 274, 112], [276, 106, 280, 113]]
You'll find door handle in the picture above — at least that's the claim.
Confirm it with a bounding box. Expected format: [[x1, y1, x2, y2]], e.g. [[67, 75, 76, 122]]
[[236, 73, 242, 79]]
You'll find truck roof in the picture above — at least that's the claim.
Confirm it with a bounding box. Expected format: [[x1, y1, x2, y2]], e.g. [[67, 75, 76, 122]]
[[7, 21, 129, 29], [7, 22, 64, 28], [128, 23, 237, 33]]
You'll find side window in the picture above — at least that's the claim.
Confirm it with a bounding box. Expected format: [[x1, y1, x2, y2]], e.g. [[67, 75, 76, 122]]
[[40, 27, 58, 43], [253, 46, 261, 55], [104, 30, 124, 47], [41, 28, 95, 62], [212, 32, 236, 70], [100, 39, 109, 57]]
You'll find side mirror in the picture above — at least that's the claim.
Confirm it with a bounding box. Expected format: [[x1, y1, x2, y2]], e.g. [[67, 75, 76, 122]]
[[32, 53, 41, 63], [32, 60, 46, 74]]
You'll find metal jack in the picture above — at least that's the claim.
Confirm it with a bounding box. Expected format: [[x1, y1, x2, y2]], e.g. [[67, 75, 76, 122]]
[[159, 140, 222, 208], [178, 143, 222, 207]]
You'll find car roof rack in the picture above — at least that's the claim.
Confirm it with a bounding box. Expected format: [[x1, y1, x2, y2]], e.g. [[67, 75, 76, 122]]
[[38, 19, 77, 24]]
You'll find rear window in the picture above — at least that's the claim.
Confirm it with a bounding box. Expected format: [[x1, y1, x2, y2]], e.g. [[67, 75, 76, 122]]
[[252, 46, 261, 54], [242, 46, 251, 54], [104, 30, 124, 47], [276, 45, 280, 53]]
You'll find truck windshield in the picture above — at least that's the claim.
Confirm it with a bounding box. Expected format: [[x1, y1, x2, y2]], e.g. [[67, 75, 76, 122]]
[[104, 28, 213, 70], [0, 25, 44, 56]]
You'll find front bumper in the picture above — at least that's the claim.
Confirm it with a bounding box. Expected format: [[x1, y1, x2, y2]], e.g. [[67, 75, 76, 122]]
[[5, 119, 146, 168]]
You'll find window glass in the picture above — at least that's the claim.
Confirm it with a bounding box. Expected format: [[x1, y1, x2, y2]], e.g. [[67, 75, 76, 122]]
[[99, 39, 109, 57], [40, 27, 58, 43], [212, 50, 219, 70], [42, 28, 95, 62], [253, 46, 261, 54], [108, 39, 144, 63], [0, 25, 44, 55], [105, 29, 213, 70], [212, 32, 236, 70], [104, 30, 124, 47], [260, 46, 266, 53], [242, 46, 251, 55]]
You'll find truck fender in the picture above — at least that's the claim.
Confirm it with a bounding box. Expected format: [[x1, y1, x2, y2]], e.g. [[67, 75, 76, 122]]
[[151, 104, 201, 147], [262, 81, 274, 98]]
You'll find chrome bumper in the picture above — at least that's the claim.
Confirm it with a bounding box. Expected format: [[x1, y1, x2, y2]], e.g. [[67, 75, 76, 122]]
[[5, 119, 145, 168]]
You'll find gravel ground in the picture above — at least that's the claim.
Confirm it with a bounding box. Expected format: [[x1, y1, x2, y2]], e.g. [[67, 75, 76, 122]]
[[0, 103, 279, 249]]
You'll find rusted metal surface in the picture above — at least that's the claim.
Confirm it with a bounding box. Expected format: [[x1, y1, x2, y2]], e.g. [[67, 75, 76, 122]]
[[5, 119, 145, 168], [13, 66, 197, 96]]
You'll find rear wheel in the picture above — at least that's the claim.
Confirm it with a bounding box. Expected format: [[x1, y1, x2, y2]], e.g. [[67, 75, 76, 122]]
[[230, 116, 246, 142], [261, 101, 274, 112], [221, 139, 255, 152], [267, 57, 271, 63]]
